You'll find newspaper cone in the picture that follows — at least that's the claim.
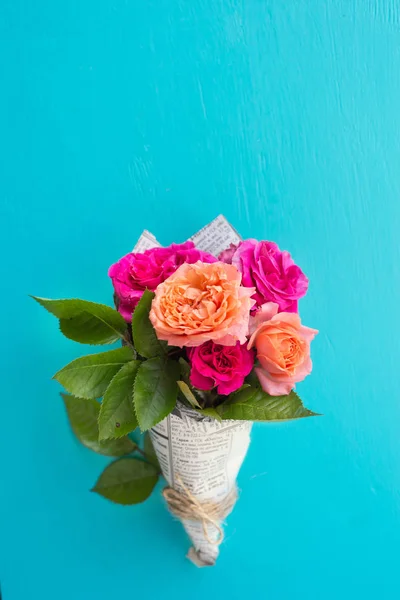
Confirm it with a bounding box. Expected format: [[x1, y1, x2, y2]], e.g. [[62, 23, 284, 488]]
[[149, 404, 252, 566]]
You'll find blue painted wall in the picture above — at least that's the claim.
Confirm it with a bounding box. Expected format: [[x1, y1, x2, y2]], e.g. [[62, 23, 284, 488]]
[[2, 1, 400, 598]]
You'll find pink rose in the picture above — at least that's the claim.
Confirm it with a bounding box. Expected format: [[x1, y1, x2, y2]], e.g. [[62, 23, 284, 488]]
[[218, 243, 239, 264], [248, 302, 318, 396], [232, 239, 308, 312], [188, 341, 254, 395], [109, 242, 217, 320]]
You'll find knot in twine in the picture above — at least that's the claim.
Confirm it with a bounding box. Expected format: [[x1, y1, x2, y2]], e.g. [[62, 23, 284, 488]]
[[162, 475, 237, 545]]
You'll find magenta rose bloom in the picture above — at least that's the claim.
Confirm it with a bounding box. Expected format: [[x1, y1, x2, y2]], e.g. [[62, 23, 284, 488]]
[[232, 239, 308, 312], [109, 241, 217, 320], [188, 341, 254, 395], [218, 243, 239, 264]]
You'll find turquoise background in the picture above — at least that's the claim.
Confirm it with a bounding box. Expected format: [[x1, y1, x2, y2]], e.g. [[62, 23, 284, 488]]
[[2, 1, 400, 598]]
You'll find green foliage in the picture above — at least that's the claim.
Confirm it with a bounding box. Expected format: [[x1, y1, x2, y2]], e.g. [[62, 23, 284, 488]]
[[61, 393, 135, 456], [134, 357, 179, 431], [177, 380, 202, 409], [98, 361, 140, 440], [91, 458, 159, 505], [31, 296, 127, 345], [245, 369, 261, 388], [131, 290, 167, 358], [59, 312, 121, 345], [54, 346, 134, 399], [177, 357, 210, 408], [178, 357, 191, 382], [216, 387, 319, 422], [144, 433, 160, 469], [198, 407, 222, 421]]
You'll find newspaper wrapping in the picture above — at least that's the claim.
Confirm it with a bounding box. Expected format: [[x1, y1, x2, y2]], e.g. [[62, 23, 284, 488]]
[[150, 406, 252, 566], [133, 215, 252, 566]]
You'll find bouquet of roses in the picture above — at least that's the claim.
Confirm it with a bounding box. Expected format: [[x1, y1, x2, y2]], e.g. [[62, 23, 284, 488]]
[[33, 216, 318, 566]]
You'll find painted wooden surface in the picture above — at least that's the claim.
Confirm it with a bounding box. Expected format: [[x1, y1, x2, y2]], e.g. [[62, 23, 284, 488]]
[[1, 1, 400, 598]]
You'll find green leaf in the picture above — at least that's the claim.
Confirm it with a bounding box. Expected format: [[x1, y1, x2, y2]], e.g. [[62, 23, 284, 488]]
[[61, 393, 135, 456], [134, 357, 179, 431], [144, 433, 160, 469], [177, 357, 209, 406], [227, 385, 255, 405], [54, 346, 133, 399], [216, 387, 319, 422], [178, 357, 191, 383], [98, 361, 140, 440], [59, 312, 122, 346], [197, 406, 222, 421], [91, 458, 158, 505], [131, 290, 167, 358], [245, 369, 262, 388], [31, 296, 127, 345], [177, 380, 202, 409]]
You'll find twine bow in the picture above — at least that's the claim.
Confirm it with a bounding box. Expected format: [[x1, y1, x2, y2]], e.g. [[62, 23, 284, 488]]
[[162, 475, 237, 545]]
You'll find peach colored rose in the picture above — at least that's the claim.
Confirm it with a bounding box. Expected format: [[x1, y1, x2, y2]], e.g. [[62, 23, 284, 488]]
[[150, 261, 255, 347], [248, 302, 318, 395]]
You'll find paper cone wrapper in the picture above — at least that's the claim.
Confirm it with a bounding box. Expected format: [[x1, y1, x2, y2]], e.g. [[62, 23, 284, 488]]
[[150, 404, 252, 566]]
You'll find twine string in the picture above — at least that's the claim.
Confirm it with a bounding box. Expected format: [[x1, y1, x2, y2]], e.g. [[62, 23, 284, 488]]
[[162, 475, 237, 545]]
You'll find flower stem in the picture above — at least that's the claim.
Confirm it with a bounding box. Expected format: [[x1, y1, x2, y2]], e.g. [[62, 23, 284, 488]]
[[135, 445, 146, 458]]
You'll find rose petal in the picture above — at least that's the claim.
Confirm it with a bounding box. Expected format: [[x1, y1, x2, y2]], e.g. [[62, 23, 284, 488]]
[[232, 239, 308, 311], [248, 302, 279, 338], [217, 373, 245, 395], [255, 367, 294, 396], [189, 369, 214, 391]]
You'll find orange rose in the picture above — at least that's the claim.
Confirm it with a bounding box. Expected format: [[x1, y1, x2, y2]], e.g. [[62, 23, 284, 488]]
[[149, 261, 255, 347], [248, 302, 318, 395]]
